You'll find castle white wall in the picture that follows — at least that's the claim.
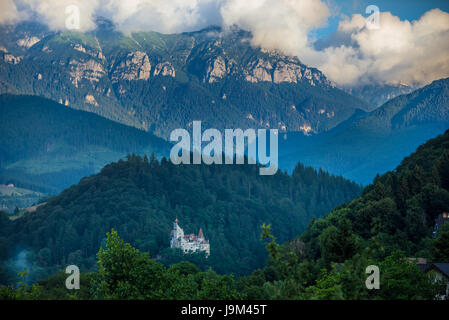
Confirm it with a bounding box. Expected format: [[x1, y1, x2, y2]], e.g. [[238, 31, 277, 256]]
[[170, 222, 210, 256]]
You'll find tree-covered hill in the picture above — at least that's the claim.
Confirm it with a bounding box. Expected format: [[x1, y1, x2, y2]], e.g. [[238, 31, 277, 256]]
[[300, 129, 449, 261], [0, 155, 361, 283], [259, 129, 449, 299], [279, 78, 449, 184], [0, 94, 170, 193], [189, 129, 449, 300], [2, 130, 448, 300]]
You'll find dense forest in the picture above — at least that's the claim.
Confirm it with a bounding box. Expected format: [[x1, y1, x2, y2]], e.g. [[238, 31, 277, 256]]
[[279, 77, 449, 184], [0, 154, 361, 284], [2, 130, 448, 300], [0, 94, 170, 193], [0, 94, 169, 165], [260, 129, 449, 299]]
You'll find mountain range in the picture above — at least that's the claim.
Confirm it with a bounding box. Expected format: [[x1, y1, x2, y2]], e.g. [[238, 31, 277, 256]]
[[0, 20, 370, 138], [0, 15, 449, 296], [344, 83, 416, 110], [279, 77, 449, 184], [0, 19, 448, 191]]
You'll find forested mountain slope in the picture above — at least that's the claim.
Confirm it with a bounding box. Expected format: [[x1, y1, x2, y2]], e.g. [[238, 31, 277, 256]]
[[299, 129, 449, 268], [231, 130, 449, 300], [0, 94, 169, 193], [0, 155, 361, 283], [279, 78, 449, 184], [2, 130, 448, 300]]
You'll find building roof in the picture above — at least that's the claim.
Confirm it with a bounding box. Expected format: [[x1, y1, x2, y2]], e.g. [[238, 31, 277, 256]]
[[422, 263, 449, 278], [431, 263, 449, 278], [184, 233, 197, 241], [408, 257, 427, 265], [171, 220, 209, 246], [408, 259, 449, 276]]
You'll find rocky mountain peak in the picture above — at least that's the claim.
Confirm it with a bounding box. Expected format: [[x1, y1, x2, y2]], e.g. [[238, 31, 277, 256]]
[[0, 21, 370, 138], [112, 51, 152, 81]]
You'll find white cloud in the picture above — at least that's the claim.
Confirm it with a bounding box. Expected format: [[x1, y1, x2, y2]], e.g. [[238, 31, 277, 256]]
[[19, 0, 101, 31], [221, 0, 330, 56], [316, 9, 449, 86], [220, 1, 449, 87], [0, 0, 27, 24], [12, 0, 222, 33], [101, 0, 222, 34]]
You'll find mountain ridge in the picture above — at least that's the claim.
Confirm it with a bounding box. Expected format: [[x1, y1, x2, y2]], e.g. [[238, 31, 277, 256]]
[[0, 20, 371, 138], [279, 77, 449, 184], [0, 94, 170, 193]]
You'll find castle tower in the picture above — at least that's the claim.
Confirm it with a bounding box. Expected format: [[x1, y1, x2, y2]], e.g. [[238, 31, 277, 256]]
[[170, 219, 210, 257], [171, 218, 184, 248], [175, 218, 184, 238]]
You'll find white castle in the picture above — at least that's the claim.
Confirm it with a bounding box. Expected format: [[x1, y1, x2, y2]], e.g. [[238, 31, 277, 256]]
[[170, 218, 210, 256]]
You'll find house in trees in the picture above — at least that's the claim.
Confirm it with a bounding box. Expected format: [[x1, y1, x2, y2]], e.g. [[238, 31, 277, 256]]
[[433, 212, 449, 238], [424, 263, 449, 300], [170, 218, 210, 256]]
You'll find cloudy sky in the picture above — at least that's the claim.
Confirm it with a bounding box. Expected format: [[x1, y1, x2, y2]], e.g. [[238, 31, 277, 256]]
[[2, 0, 449, 87]]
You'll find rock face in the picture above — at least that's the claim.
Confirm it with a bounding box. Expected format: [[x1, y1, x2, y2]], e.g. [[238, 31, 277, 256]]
[[4, 54, 22, 65], [85, 94, 99, 107], [245, 58, 273, 83], [243, 56, 331, 86], [58, 98, 69, 106], [273, 61, 302, 83], [73, 44, 87, 53], [0, 22, 368, 138], [112, 51, 152, 81], [205, 57, 229, 83], [69, 59, 105, 87], [17, 36, 40, 49], [300, 124, 313, 135], [153, 62, 175, 77]]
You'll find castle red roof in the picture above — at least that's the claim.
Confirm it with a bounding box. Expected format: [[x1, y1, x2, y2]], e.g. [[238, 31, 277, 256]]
[[184, 234, 197, 241]]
